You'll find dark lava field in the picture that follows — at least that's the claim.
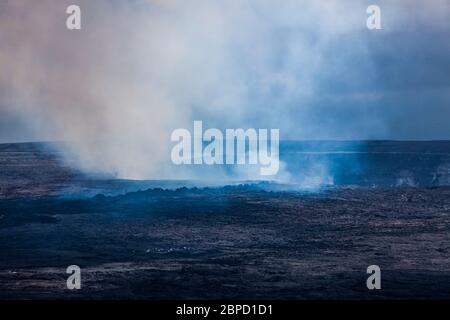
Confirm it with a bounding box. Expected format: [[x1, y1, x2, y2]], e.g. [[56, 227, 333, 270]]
[[1, 142, 450, 299]]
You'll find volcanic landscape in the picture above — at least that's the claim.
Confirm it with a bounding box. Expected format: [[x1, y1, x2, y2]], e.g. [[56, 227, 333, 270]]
[[1, 141, 450, 299]]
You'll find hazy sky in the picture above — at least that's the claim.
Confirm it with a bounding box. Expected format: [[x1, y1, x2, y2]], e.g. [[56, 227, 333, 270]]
[[0, 0, 449, 176]]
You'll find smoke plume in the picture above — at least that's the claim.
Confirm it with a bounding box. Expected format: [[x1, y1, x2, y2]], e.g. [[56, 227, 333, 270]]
[[0, 0, 449, 179]]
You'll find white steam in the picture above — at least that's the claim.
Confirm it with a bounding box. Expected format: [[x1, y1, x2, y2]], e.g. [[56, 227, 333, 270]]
[[0, 0, 447, 180]]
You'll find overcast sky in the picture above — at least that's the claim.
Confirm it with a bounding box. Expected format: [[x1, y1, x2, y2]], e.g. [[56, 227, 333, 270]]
[[0, 0, 449, 146]]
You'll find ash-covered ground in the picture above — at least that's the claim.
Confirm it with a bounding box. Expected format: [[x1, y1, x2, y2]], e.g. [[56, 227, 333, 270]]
[[1, 142, 450, 299]]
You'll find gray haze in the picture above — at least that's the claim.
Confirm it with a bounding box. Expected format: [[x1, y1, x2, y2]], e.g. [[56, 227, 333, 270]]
[[0, 0, 449, 178]]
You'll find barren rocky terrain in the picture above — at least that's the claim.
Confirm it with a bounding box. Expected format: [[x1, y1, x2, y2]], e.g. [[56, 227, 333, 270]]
[[1, 142, 450, 299]]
